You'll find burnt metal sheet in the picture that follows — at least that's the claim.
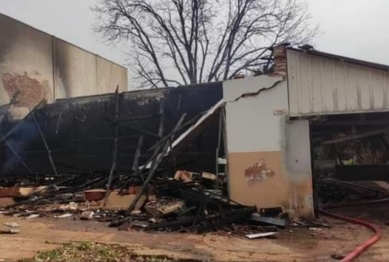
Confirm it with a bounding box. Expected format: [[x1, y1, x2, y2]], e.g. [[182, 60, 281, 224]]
[[0, 82, 223, 176]]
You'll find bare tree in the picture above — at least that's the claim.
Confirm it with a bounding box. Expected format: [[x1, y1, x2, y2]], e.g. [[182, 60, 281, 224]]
[[93, 0, 317, 88]]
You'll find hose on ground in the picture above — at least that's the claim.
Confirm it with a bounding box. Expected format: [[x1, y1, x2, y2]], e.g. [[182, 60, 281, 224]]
[[320, 197, 389, 261]]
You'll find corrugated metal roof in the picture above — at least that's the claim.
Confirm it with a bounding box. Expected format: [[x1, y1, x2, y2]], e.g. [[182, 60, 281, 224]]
[[287, 48, 389, 116], [287, 47, 389, 72]]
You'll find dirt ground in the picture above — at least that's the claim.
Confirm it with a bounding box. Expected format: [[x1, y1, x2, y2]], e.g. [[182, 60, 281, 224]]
[[1, 204, 389, 262]]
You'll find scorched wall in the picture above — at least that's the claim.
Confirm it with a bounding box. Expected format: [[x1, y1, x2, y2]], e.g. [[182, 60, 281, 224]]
[[0, 13, 127, 119], [223, 75, 314, 218]]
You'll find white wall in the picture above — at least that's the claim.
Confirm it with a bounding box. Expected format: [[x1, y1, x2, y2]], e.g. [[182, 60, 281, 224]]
[[223, 75, 287, 153], [223, 75, 314, 218], [285, 119, 314, 216]]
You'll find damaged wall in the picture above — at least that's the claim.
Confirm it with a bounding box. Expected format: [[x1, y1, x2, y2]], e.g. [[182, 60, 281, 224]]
[[285, 119, 314, 217], [0, 82, 222, 176], [0, 13, 127, 118], [54, 39, 128, 98], [0, 13, 54, 118], [54, 39, 98, 98], [223, 75, 314, 218]]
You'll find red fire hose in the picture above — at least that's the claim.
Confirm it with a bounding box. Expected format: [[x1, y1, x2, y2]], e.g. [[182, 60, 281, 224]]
[[320, 197, 389, 261]]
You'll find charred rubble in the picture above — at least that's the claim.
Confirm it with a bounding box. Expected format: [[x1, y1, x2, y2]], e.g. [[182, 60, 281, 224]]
[[311, 113, 389, 205], [0, 84, 294, 236]]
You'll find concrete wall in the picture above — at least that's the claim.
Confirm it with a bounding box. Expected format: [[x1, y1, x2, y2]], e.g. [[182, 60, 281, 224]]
[[223, 75, 314, 218], [0, 13, 127, 117], [0, 14, 54, 118], [54, 39, 98, 98], [97, 57, 128, 94], [54, 40, 128, 99], [285, 119, 314, 217]]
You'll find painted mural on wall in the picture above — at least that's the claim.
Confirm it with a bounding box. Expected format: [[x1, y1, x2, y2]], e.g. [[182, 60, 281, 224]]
[[244, 158, 275, 183]]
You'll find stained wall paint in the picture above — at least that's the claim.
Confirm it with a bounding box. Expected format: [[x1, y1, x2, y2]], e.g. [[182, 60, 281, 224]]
[[285, 119, 314, 217], [54, 39, 98, 98], [223, 75, 314, 218], [228, 151, 290, 209], [0, 13, 54, 109], [0, 13, 127, 118], [54, 40, 128, 99], [97, 57, 128, 94]]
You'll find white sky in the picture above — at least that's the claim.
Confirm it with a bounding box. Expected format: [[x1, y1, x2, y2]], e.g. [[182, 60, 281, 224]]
[[0, 0, 388, 87]]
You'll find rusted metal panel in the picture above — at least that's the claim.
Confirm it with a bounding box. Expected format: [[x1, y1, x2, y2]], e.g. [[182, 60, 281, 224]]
[[287, 49, 389, 116]]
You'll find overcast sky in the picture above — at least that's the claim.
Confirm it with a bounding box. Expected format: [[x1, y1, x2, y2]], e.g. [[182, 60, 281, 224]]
[[0, 0, 388, 88]]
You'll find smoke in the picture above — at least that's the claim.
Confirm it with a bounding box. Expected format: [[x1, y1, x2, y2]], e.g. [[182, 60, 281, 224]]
[[1, 121, 39, 174]]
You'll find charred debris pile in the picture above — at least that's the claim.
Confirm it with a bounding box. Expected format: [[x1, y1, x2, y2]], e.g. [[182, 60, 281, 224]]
[[0, 87, 296, 236], [311, 113, 389, 205]]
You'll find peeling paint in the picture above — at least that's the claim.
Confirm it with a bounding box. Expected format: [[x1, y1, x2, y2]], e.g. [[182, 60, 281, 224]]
[[2, 72, 51, 107], [228, 151, 290, 209], [244, 158, 275, 183]]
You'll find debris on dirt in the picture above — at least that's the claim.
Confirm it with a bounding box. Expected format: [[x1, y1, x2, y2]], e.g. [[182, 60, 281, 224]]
[[1, 221, 20, 234], [4, 222, 20, 227], [250, 213, 288, 228], [0, 106, 292, 236], [144, 198, 184, 217], [291, 219, 331, 228], [1, 227, 20, 234], [54, 213, 72, 219], [318, 178, 389, 204], [80, 211, 94, 220], [26, 214, 39, 219], [308, 227, 323, 232], [59, 202, 78, 211], [245, 232, 278, 239], [331, 253, 345, 260]]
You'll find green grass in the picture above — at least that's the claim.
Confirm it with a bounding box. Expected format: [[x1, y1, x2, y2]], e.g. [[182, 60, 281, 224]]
[[21, 241, 198, 262]]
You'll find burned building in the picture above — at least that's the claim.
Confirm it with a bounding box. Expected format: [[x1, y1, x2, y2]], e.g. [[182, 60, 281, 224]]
[[2, 21, 389, 225], [0, 82, 223, 175]]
